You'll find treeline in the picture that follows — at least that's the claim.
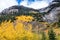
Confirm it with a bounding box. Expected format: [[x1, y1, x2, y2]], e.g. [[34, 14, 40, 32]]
[[0, 12, 43, 23]]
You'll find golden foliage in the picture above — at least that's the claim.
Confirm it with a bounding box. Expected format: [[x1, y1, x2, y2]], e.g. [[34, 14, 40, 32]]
[[16, 15, 34, 22], [0, 15, 40, 40]]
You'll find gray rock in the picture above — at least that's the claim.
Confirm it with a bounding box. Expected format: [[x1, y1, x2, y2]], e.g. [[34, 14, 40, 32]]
[[39, 1, 60, 23]]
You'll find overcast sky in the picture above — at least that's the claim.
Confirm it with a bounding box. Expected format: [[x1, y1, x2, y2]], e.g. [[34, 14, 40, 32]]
[[0, 0, 53, 12]]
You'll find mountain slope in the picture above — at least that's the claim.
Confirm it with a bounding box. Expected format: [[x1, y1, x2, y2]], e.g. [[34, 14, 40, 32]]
[[39, 0, 60, 23], [1, 5, 39, 15], [0, 5, 42, 23], [1, 0, 60, 24]]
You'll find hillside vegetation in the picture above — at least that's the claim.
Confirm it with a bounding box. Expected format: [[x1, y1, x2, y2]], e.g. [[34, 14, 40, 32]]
[[0, 15, 59, 40]]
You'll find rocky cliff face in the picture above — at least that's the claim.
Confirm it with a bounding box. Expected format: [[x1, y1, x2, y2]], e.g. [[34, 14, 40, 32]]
[[40, 0, 60, 23]]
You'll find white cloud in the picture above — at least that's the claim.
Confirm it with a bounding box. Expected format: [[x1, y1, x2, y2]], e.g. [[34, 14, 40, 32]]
[[29, 1, 48, 9], [20, 1, 49, 9], [20, 0, 28, 6], [0, 0, 17, 12]]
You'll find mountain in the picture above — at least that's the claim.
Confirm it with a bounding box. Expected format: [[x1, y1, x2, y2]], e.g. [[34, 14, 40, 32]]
[[39, 0, 60, 23], [1, 0, 60, 24], [1, 5, 39, 15], [0, 5, 42, 23]]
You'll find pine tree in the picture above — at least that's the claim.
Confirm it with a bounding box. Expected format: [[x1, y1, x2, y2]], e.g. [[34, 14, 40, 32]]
[[48, 28, 56, 40]]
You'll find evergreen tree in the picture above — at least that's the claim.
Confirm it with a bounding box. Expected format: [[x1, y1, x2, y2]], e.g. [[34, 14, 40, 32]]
[[48, 28, 56, 40]]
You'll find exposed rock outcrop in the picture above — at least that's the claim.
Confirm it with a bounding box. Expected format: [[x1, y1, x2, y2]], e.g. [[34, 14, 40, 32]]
[[40, 0, 60, 23]]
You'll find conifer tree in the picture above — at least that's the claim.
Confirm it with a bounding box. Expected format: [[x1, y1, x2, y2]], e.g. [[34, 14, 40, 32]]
[[48, 28, 56, 40]]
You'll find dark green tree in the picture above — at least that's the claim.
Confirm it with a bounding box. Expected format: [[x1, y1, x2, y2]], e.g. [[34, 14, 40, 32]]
[[48, 28, 56, 40]]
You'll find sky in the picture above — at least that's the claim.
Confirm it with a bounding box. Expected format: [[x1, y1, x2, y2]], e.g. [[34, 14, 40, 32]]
[[0, 0, 53, 12]]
